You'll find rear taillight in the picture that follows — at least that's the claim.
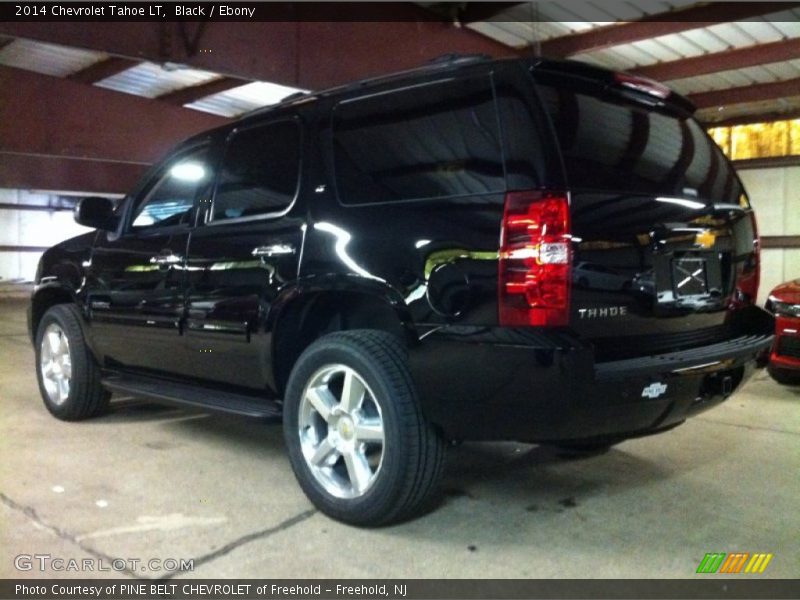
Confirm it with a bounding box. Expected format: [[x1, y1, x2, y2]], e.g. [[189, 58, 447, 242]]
[[499, 190, 571, 326], [732, 211, 760, 308]]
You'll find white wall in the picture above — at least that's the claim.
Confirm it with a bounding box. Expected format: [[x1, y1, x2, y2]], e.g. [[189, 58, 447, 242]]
[[0, 188, 93, 282], [738, 165, 800, 305]]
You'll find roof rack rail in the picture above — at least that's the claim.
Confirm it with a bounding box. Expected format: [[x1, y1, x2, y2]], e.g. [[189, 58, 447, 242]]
[[236, 91, 312, 120], [281, 91, 310, 103], [427, 53, 491, 65]]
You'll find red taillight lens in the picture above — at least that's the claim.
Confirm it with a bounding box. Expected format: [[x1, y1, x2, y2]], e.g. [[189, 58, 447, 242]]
[[732, 211, 760, 307], [499, 190, 571, 326]]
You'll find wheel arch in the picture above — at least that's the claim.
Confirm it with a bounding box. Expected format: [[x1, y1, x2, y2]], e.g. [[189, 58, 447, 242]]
[[30, 284, 77, 343], [269, 280, 417, 396]]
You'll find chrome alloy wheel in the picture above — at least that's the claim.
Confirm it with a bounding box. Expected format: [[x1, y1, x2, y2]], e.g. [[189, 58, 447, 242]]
[[298, 364, 385, 499], [40, 323, 72, 406]]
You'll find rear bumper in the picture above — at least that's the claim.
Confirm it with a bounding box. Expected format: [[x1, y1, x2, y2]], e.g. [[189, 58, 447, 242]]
[[409, 309, 774, 443]]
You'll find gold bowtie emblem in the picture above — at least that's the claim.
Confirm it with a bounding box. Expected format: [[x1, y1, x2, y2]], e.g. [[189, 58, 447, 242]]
[[695, 230, 716, 249]]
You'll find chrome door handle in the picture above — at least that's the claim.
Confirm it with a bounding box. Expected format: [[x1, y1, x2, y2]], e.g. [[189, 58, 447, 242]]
[[149, 252, 182, 265], [252, 244, 295, 257]]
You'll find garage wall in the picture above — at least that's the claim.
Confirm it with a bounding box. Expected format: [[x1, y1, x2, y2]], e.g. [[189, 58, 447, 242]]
[[0, 188, 92, 282], [738, 165, 800, 305]]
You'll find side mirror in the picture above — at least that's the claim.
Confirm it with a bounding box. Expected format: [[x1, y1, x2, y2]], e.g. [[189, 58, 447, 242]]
[[74, 197, 118, 231]]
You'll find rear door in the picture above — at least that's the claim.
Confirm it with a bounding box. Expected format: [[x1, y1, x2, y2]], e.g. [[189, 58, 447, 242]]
[[183, 117, 304, 390], [533, 75, 758, 358]]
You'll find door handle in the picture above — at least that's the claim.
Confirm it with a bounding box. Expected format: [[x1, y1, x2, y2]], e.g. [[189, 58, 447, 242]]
[[149, 251, 182, 265], [252, 244, 295, 257]]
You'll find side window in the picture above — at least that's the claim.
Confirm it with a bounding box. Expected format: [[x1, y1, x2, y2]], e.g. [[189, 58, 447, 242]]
[[212, 120, 300, 221], [332, 76, 505, 205], [131, 149, 210, 229]]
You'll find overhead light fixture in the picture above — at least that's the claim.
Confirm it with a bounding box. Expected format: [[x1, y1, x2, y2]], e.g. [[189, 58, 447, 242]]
[[170, 162, 205, 182]]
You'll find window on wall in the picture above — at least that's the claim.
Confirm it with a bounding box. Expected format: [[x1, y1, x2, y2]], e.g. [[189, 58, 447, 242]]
[[708, 119, 800, 161], [212, 119, 301, 221], [131, 149, 210, 229], [332, 76, 505, 205]]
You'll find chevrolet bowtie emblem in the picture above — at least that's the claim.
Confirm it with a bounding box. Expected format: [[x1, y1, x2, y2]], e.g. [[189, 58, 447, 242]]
[[694, 230, 716, 249]]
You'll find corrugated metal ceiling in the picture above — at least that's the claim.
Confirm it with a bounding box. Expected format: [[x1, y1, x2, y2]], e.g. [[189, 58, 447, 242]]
[[95, 62, 222, 98], [669, 59, 800, 96], [1, 6, 798, 123], [0, 38, 305, 116], [467, 0, 699, 47], [572, 11, 800, 70], [469, 4, 800, 122], [0, 38, 106, 77], [186, 81, 308, 117]]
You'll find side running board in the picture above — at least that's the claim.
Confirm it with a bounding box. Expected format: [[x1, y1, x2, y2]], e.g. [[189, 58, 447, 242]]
[[102, 374, 282, 421]]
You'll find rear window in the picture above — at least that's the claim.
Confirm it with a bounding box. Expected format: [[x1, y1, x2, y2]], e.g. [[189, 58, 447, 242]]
[[536, 83, 744, 203], [332, 76, 505, 205]]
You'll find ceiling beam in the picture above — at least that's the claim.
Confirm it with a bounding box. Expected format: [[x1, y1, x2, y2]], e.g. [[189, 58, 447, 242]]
[[632, 38, 800, 81], [67, 56, 139, 84], [0, 16, 514, 91], [537, 2, 800, 58], [0, 151, 147, 194], [700, 107, 800, 127], [156, 76, 245, 106], [689, 77, 800, 109], [0, 65, 227, 192]]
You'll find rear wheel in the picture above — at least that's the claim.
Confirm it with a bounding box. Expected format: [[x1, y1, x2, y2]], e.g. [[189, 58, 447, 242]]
[[283, 330, 444, 526], [35, 305, 110, 420]]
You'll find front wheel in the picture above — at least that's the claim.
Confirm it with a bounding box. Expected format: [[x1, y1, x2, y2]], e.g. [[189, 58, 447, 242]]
[[35, 304, 110, 420], [283, 330, 444, 526]]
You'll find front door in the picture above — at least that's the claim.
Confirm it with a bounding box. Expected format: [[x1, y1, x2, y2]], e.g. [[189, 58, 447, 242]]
[[86, 145, 213, 375]]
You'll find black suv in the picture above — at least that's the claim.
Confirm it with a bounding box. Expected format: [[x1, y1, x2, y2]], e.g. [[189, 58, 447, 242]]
[[29, 56, 773, 525]]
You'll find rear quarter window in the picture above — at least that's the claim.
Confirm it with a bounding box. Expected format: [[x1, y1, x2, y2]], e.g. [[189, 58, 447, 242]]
[[535, 82, 744, 203], [331, 76, 505, 205]]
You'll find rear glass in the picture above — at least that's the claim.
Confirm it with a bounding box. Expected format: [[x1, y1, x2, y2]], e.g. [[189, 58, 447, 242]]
[[332, 76, 505, 205], [536, 83, 744, 203]]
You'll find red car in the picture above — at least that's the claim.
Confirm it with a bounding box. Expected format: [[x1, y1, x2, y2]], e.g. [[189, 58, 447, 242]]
[[766, 279, 800, 384]]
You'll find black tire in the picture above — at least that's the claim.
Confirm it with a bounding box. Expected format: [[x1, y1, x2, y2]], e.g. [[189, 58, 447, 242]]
[[283, 330, 445, 526], [768, 366, 800, 386], [35, 304, 110, 421]]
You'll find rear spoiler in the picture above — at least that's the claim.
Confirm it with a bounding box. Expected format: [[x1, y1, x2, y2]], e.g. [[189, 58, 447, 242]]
[[530, 58, 696, 117]]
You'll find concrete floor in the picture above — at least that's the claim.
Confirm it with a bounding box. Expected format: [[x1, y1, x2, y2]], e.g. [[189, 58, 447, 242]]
[[1, 298, 798, 580]]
